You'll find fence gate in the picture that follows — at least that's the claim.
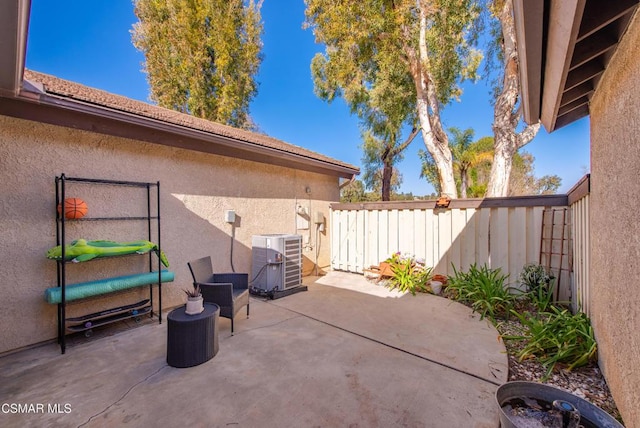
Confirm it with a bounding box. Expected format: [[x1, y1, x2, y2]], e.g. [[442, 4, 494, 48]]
[[539, 208, 572, 302]]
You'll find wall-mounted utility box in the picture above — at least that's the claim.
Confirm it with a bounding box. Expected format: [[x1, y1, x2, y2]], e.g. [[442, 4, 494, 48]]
[[225, 210, 236, 223], [296, 204, 309, 230]]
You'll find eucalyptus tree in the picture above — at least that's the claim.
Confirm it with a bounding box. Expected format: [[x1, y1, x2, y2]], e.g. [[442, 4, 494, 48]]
[[132, 0, 263, 129], [361, 128, 415, 201], [486, 0, 540, 196], [305, 0, 482, 197], [359, 53, 420, 201]]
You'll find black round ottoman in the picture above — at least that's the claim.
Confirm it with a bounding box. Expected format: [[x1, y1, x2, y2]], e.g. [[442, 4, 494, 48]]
[[167, 303, 219, 368]]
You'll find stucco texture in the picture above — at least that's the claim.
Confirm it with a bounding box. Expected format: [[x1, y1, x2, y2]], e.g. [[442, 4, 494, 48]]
[[589, 11, 640, 427], [0, 115, 338, 354]]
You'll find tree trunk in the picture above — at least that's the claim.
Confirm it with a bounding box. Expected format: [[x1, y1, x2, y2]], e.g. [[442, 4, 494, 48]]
[[487, 0, 540, 197], [486, 131, 515, 197], [416, 98, 457, 197], [410, 8, 457, 198], [381, 158, 393, 201], [460, 167, 468, 199]]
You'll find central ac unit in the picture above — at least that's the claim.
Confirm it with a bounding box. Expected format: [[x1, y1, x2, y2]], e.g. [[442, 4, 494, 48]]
[[251, 234, 302, 292]]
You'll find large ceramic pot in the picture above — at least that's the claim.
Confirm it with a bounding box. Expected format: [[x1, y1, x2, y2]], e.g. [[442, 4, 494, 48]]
[[496, 381, 622, 428]]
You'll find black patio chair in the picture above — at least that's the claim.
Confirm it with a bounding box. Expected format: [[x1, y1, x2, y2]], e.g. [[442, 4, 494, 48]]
[[187, 256, 249, 335]]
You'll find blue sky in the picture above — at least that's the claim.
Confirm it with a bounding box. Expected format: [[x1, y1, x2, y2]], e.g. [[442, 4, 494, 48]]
[[25, 0, 590, 195]]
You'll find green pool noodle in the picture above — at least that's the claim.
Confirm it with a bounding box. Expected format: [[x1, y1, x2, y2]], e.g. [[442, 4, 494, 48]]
[[44, 270, 175, 304]]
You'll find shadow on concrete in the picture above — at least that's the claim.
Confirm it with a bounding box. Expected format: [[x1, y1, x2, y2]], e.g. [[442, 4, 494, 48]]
[[0, 273, 506, 427]]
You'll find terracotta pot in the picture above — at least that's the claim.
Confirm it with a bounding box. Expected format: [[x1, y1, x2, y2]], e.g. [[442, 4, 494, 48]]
[[378, 262, 394, 277], [432, 274, 448, 285]]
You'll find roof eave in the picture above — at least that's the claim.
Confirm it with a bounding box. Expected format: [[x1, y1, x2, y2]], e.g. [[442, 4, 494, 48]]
[[513, 0, 544, 126], [515, 0, 587, 132], [0, 88, 359, 179], [540, 0, 587, 132], [0, 0, 30, 97]]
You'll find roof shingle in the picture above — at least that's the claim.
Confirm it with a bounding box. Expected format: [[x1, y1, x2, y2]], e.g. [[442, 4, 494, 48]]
[[23, 69, 357, 173]]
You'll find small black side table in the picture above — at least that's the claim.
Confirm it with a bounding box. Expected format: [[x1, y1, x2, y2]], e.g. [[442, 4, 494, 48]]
[[167, 303, 220, 368]]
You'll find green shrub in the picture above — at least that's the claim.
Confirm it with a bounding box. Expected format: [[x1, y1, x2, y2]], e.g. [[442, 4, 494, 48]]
[[447, 264, 519, 322], [527, 277, 556, 312], [504, 306, 597, 379], [385, 253, 433, 295]]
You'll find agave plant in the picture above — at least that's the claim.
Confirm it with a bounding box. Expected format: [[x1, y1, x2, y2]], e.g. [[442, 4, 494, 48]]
[[184, 283, 201, 298], [519, 263, 554, 292], [519, 264, 556, 311]]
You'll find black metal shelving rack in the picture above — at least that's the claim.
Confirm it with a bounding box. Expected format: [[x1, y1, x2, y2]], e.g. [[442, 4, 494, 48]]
[[54, 174, 164, 354]]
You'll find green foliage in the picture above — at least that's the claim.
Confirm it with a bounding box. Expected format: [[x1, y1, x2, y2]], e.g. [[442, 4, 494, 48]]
[[519, 263, 553, 292], [535, 175, 562, 195], [420, 129, 493, 198], [528, 279, 555, 313], [447, 264, 519, 321], [340, 179, 366, 203], [449, 127, 493, 198], [339, 179, 434, 202], [425, 134, 563, 197], [507, 152, 562, 196], [385, 253, 433, 296], [305, 0, 483, 197], [505, 306, 598, 379], [132, 0, 263, 129], [418, 149, 441, 195], [305, 0, 481, 108], [184, 283, 201, 298], [361, 129, 407, 201], [519, 264, 556, 312], [449, 261, 598, 379]]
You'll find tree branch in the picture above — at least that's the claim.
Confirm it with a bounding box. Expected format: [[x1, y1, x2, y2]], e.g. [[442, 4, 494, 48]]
[[517, 122, 541, 149], [391, 127, 419, 157]]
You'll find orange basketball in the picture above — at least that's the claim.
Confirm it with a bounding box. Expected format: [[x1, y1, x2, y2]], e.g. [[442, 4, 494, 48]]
[[57, 198, 88, 219]]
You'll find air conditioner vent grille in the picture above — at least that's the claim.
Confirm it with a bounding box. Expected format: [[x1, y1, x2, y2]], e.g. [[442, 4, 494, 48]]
[[251, 234, 302, 291]]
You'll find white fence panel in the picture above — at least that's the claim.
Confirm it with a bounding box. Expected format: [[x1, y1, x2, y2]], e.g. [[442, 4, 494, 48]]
[[476, 208, 491, 266], [365, 210, 378, 270], [490, 207, 510, 274], [460, 208, 477, 269], [330, 198, 569, 283], [571, 194, 590, 316]]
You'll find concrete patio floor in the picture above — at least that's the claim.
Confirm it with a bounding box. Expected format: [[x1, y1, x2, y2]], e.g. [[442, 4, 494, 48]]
[[0, 271, 507, 427]]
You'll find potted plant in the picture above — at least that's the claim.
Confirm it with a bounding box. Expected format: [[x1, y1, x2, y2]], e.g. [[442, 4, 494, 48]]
[[384, 253, 433, 295], [184, 283, 204, 315]]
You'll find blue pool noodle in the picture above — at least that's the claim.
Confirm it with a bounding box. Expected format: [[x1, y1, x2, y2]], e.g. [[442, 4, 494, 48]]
[[44, 270, 175, 304]]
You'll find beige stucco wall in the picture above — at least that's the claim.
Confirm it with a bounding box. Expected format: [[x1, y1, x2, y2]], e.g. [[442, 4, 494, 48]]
[[589, 11, 640, 426], [0, 114, 339, 355]]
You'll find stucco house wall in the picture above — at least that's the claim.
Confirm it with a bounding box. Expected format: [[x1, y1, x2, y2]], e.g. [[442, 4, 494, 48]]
[[0, 114, 338, 355], [589, 12, 640, 426]]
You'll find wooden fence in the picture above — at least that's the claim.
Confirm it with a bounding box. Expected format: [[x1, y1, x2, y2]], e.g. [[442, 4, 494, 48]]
[[331, 176, 592, 313], [568, 175, 591, 316], [330, 195, 568, 291]]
